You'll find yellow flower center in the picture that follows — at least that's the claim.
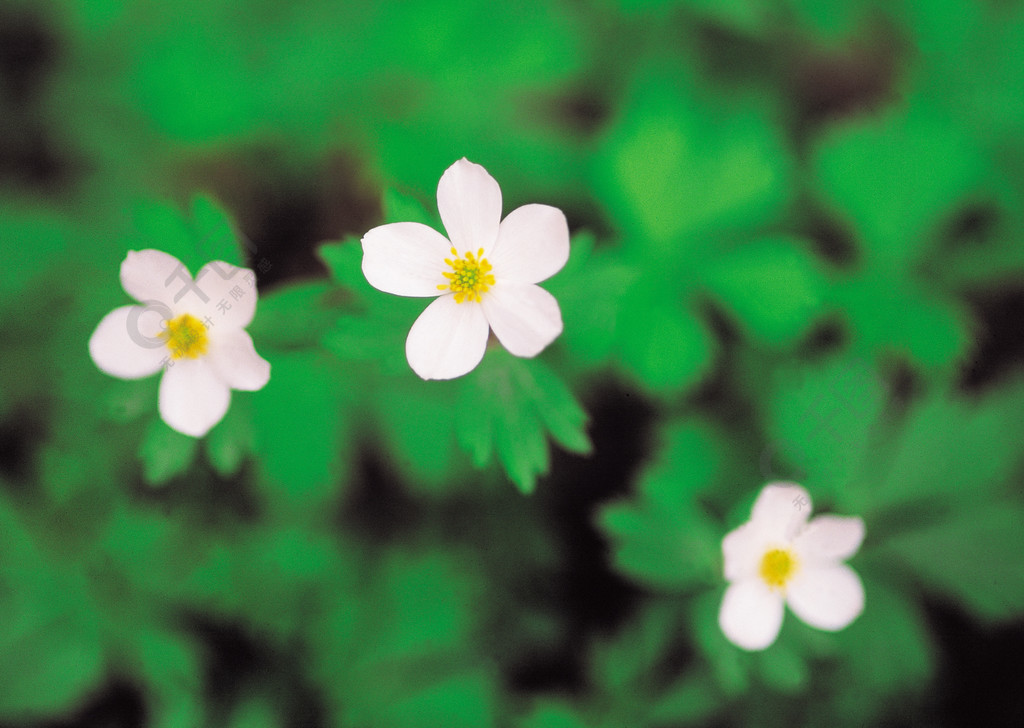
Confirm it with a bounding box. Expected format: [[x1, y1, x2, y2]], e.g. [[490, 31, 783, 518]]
[[438, 247, 496, 304], [163, 313, 208, 359], [759, 548, 798, 590]]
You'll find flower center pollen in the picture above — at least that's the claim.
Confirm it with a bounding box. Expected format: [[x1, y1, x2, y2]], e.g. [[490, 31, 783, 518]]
[[759, 548, 798, 590], [438, 247, 495, 304], [163, 313, 209, 359]]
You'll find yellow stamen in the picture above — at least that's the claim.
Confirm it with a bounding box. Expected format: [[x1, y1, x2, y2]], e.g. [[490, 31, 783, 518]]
[[437, 246, 496, 304], [162, 313, 208, 359], [759, 548, 798, 590]]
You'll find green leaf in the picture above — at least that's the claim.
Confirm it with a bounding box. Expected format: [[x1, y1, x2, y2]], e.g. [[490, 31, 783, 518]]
[[523, 360, 592, 455], [591, 602, 681, 695], [834, 577, 933, 694], [319, 238, 378, 297], [0, 503, 104, 721], [249, 280, 346, 351], [228, 699, 281, 728], [755, 643, 808, 693], [384, 186, 436, 227], [0, 207, 69, 299], [127, 196, 247, 274], [693, 591, 751, 696], [139, 417, 199, 485], [494, 391, 550, 495], [676, 0, 781, 36], [99, 505, 215, 610], [614, 276, 715, 394], [128, 16, 258, 142], [873, 379, 1024, 511], [703, 237, 828, 347], [646, 670, 721, 725], [547, 236, 637, 368], [189, 194, 247, 267], [762, 353, 887, 508], [599, 423, 722, 590], [629, 524, 716, 591], [375, 671, 495, 728], [367, 0, 584, 185], [311, 549, 493, 728], [228, 528, 340, 638], [454, 382, 493, 468], [364, 0, 580, 86], [839, 274, 972, 370], [0, 590, 104, 720], [322, 306, 415, 373], [456, 352, 590, 493], [788, 0, 872, 39], [251, 351, 350, 509], [596, 72, 791, 253], [518, 701, 588, 728], [203, 402, 252, 478], [133, 628, 205, 728], [319, 235, 434, 376], [875, 503, 1024, 622], [371, 552, 477, 659], [128, 199, 195, 267], [375, 378, 467, 490], [814, 101, 991, 268]]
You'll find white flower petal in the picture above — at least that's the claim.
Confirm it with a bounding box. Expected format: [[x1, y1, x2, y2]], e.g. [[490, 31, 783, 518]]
[[480, 282, 562, 358], [722, 522, 766, 582], [187, 261, 257, 329], [750, 482, 812, 542], [793, 516, 865, 565], [120, 249, 189, 305], [158, 358, 231, 437], [719, 579, 786, 651], [437, 158, 502, 256], [490, 204, 570, 284], [406, 295, 489, 380], [361, 222, 452, 296], [208, 329, 270, 391], [89, 305, 169, 379], [786, 563, 865, 632]]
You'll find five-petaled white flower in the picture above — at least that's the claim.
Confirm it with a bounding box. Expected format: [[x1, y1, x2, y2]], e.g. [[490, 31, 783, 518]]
[[89, 249, 270, 437], [361, 158, 569, 380], [719, 482, 865, 650]]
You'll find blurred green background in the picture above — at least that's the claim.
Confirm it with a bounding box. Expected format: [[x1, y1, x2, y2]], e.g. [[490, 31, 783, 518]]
[[2, 0, 1024, 726]]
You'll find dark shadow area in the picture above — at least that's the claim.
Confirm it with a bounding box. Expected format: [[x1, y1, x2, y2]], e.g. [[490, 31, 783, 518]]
[[182, 151, 381, 291], [961, 287, 1024, 393], [0, 680, 148, 728], [925, 599, 1024, 728], [505, 382, 655, 693]]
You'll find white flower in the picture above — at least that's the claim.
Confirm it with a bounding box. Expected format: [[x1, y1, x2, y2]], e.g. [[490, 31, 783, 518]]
[[718, 482, 865, 650], [361, 158, 569, 380], [88, 249, 270, 437]]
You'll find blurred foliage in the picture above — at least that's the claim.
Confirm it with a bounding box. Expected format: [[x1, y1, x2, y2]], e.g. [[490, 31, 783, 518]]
[[1, 0, 1023, 726]]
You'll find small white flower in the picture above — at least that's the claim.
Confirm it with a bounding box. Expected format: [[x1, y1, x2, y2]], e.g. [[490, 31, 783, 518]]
[[718, 482, 865, 650], [89, 249, 270, 437], [361, 158, 569, 380]]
